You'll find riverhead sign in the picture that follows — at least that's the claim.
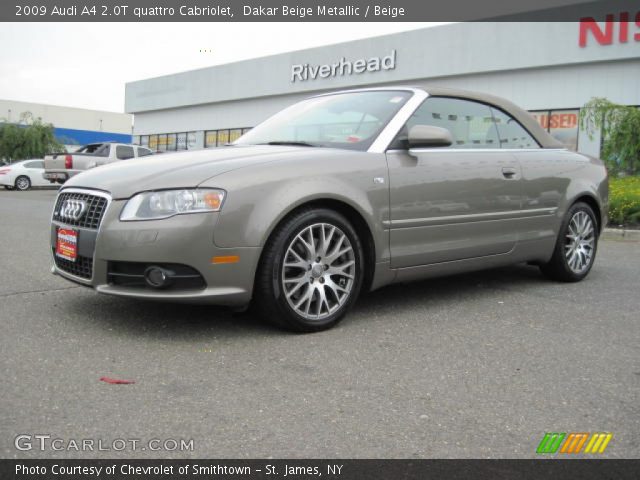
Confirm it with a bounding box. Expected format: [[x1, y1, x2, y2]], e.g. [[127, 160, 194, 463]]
[[291, 50, 397, 82]]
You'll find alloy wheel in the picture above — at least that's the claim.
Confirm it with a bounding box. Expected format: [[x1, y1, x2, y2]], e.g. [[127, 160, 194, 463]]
[[16, 177, 30, 191], [281, 223, 356, 321], [564, 210, 595, 274]]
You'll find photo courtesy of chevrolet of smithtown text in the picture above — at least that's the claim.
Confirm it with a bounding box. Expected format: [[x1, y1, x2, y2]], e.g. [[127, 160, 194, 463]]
[[0, 0, 639, 479]]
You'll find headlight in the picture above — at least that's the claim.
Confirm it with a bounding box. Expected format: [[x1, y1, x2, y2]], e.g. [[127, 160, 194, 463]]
[[120, 189, 225, 221]]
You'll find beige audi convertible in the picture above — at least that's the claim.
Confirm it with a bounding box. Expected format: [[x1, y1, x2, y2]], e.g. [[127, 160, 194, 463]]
[[50, 87, 608, 331]]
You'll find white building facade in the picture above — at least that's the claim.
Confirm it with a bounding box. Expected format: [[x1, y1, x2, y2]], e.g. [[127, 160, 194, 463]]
[[126, 21, 640, 157]]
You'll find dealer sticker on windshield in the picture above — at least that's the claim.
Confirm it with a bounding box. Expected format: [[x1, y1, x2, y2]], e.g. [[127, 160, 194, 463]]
[[55, 228, 78, 262]]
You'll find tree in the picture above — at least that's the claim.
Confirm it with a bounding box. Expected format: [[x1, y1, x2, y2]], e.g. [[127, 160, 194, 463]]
[[0, 112, 64, 162], [579, 98, 640, 176]]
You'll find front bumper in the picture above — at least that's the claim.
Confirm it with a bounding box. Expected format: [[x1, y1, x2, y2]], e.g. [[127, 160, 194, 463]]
[[51, 190, 260, 306]]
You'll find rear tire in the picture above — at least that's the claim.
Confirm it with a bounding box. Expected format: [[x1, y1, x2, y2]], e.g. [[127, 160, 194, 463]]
[[15, 176, 31, 191], [254, 208, 365, 332], [540, 202, 598, 282], [4, 185, 15, 191]]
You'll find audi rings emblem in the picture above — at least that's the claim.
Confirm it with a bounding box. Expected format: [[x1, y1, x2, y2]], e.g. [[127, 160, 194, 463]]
[[59, 199, 88, 221]]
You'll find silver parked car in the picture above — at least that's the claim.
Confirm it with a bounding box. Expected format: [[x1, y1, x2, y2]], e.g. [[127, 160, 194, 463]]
[[50, 87, 608, 332]]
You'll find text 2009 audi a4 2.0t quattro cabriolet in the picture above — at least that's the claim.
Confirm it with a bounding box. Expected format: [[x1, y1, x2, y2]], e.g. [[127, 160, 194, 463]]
[[50, 87, 608, 332]]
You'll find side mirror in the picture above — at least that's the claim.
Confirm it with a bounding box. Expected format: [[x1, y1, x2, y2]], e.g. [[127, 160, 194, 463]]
[[408, 125, 453, 150]]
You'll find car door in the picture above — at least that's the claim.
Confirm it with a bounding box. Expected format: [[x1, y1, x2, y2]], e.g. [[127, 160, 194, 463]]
[[386, 96, 523, 268], [490, 107, 563, 244], [23, 160, 48, 187]]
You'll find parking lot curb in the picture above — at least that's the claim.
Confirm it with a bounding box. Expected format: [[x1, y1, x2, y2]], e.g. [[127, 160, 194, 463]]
[[603, 228, 640, 240]]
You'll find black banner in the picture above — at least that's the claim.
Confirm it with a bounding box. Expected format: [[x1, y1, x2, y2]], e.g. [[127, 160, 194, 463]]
[[2, 459, 640, 480], [3, 0, 639, 22]]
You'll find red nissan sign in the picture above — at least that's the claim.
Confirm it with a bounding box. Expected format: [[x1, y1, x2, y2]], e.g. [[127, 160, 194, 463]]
[[579, 11, 640, 47]]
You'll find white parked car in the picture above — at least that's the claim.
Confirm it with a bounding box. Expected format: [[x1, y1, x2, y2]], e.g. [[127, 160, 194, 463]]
[[0, 159, 51, 191]]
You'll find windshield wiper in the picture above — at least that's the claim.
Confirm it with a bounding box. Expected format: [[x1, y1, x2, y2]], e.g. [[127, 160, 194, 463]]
[[261, 141, 316, 147]]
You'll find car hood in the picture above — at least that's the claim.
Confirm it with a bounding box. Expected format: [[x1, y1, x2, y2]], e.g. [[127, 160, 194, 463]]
[[63, 145, 307, 199]]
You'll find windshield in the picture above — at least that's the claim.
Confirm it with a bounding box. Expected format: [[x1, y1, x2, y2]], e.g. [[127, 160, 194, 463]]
[[235, 90, 413, 151]]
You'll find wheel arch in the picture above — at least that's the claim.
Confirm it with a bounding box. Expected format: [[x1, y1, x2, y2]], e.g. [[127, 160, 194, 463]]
[[15, 174, 31, 190], [571, 194, 602, 234], [255, 198, 377, 294]]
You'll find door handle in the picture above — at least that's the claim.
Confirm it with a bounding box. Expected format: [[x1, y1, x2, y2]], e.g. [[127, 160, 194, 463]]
[[502, 167, 518, 179]]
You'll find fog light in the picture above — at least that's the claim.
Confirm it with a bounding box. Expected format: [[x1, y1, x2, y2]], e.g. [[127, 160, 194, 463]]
[[144, 266, 174, 289]]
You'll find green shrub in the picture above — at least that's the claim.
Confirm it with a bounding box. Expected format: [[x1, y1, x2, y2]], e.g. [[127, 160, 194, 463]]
[[580, 98, 640, 176], [608, 176, 640, 226], [0, 112, 63, 162]]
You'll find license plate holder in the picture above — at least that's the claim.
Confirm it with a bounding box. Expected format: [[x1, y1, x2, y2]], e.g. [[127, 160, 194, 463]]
[[45, 173, 67, 180], [55, 228, 78, 262]]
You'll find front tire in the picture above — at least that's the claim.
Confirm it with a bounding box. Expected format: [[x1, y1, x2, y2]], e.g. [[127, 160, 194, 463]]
[[15, 176, 31, 191], [4, 185, 15, 191], [540, 202, 598, 282], [254, 208, 365, 332]]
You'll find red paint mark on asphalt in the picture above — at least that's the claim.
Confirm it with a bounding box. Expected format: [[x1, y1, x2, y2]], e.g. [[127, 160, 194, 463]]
[[100, 377, 135, 385]]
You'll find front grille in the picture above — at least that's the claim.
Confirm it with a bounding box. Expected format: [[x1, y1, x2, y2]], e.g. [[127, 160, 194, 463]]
[[53, 191, 108, 230], [53, 250, 93, 279]]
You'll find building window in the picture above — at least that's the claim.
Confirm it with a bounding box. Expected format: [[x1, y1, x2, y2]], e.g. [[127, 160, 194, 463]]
[[529, 111, 549, 130], [133, 135, 140, 145], [157, 134, 168, 152], [141, 132, 192, 151], [177, 132, 187, 150], [530, 109, 579, 151], [187, 132, 197, 149], [166, 133, 177, 151], [205, 130, 218, 148], [217, 129, 230, 146], [229, 128, 243, 143], [204, 127, 252, 148]]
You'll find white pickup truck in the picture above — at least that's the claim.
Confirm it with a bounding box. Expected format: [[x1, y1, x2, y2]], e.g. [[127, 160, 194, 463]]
[[43, 142, 154, 184]]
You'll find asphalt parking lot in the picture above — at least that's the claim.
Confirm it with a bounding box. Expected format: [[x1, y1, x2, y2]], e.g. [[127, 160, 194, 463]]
[[1, 189, 639, 459]]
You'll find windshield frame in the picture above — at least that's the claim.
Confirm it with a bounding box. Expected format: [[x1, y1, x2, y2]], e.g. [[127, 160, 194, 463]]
[[234, 88, 425, 153]]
